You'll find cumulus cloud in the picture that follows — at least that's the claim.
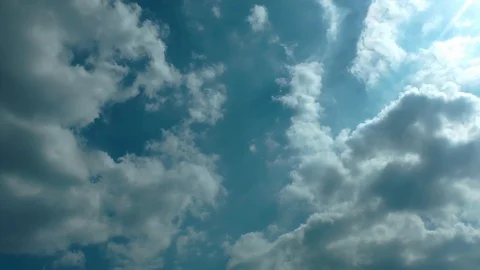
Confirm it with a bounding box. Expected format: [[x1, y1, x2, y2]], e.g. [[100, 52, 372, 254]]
[[247, 5, 269, 32], [103, 127, 223, 269], [228, 58, 480, 269], [351, 0, 428, 86], [275, 62, 344, 208], [0, 0, 224, 268], [0, 0, 181, 127], [185, 63, 227, 125], [4, 0, 480, 269]]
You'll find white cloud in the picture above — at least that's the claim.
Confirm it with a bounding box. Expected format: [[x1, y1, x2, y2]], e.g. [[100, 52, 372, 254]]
[[318, 0, 341, 41], [0, 0, 181, 127], [278, 62, 323, 119], [277, 62, 336, 164], [212, 6, 221, 18], [54, 250, 86, 269], [351, 0, 428, 86], [229, 58, 480, 269], [409, 36, 480, 89], [185, 64, 227, 125], [0, 1, 224, 269], [278, 62, 345, 211], [247, 5, 269, 32], [104, 130, 223, 269]]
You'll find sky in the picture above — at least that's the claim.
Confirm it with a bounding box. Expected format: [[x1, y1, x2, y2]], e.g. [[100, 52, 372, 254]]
[[1, 0, 480, 269]]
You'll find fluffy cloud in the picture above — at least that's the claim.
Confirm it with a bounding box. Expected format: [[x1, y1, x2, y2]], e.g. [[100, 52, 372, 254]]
[[276, 62, 344, 207], [228, 1, 480, 269], [247, 5, 269, 32], [349, 0, 480, 95], [103, 128, 223, 269], [0, 0, 224, 269], [406, 0, 480, 93], [351, 0, 428, 86], [0, 0, 180, 127], [228, 60, 480, 269], [185, 64, 227, 125]]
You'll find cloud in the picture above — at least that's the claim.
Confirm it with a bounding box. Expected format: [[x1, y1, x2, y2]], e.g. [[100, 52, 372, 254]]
[[103, 127, 223, 269], [228, 58, 480, 269], [247, 5, 269, 32], [318, 0, 341, 41], [0, 0, 224, 268], [409, 36, 480, 90], [54, 251, 86, 269], [185, 63, 227, 125], [4, 0, 480, 269], [176, 227, 207, 258], [212, 6, 221, 18], [350, 0, 428, 86]]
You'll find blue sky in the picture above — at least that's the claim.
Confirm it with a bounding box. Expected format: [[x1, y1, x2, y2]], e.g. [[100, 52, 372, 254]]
[[1, 0, 480, 269]]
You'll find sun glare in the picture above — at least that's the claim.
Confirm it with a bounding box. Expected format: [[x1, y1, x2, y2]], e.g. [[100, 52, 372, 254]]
[[439, 0, 477, 38]]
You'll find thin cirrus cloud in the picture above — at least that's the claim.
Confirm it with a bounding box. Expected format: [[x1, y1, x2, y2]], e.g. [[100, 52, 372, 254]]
[[1, 0, 480, 270]]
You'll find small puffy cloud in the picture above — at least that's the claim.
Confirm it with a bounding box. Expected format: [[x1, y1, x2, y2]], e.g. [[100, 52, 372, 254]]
[[212, 6, 221, 18], [247, 5, 269, 32], [54, 251, 86, 269], [185, 63, 227, 125]]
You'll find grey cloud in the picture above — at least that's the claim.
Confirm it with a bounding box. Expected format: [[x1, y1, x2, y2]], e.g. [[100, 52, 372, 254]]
[[350, 0, 427, 86], [0, 0, 180, 127], [0, 1, 224, 268], [54, 250, 86, 269], [229, 80, 480, 269]]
